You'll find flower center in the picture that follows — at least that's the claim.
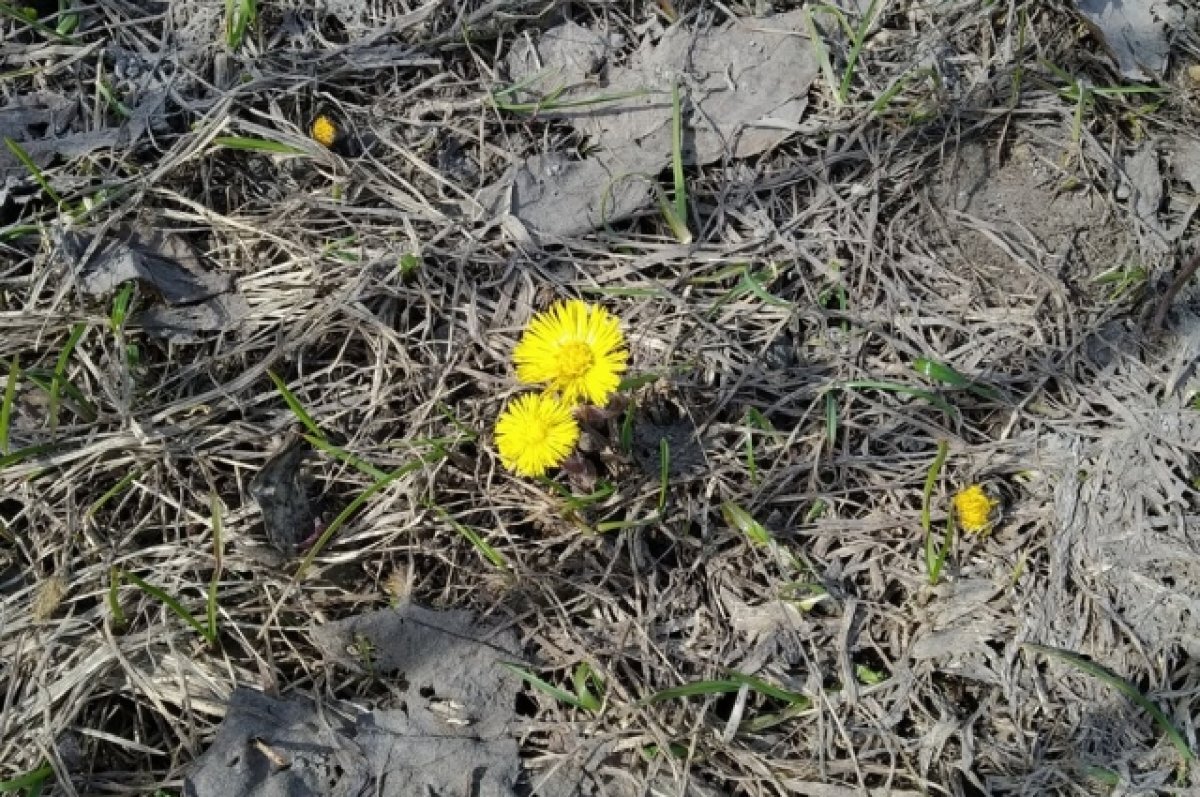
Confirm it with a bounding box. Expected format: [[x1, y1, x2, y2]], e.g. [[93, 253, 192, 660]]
[[558, 342, 594, 380]]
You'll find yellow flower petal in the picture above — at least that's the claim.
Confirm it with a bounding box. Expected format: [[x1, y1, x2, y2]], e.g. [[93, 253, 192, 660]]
[[953, 484, 998, 534], [513, 300, 628, 406], [494, 392, 580, 478]]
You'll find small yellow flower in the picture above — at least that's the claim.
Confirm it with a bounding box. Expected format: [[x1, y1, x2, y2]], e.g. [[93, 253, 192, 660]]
[[495, 392, 580, 477], [310, 114, 339, 148], [513, 300, 628, 406], [953, 484, 999, 534]]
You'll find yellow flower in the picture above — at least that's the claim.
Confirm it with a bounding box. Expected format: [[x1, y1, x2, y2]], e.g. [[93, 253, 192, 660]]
[[513, 300, 628, 406], [953, 484, 998, 534], [310, 114, 338, 148], [495, 392, 580, 477]]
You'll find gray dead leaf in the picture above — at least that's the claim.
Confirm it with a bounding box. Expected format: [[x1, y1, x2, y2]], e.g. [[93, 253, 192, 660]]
[[0, 91, 157, 204], [187, 604, 526, 797], [909, 626, 993, 662], [1170, 137, 1200, 194], [479, 10, 817, 239], [249, 436, 317, 557], [309, 603, 522, 741], [507, 21, 613, 91], [1074, 0, 1181, 81], [58, 226, 247, 341], [1121, 140, 1169, 249], [721, 588, 808, 638]]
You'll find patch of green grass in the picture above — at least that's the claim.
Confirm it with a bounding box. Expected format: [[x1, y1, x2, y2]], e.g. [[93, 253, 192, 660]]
[[1023, 643, 1196, 778], [922, 440, 952, 585], [502, 661, 604, 713]]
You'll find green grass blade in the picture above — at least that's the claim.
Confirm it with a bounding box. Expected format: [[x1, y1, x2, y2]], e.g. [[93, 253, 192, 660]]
[[727, 671, 810, 706], [207, 493, 223, 641], [295, 453, 441, 580], [87, 469, 140, 516], [224, 0, 256, 49], [641, 672, 809, 708], [803, 9, 841, 107], [838, 0, 880, 102], [0, 762, 53, 793], [107, 567, 126, 632], [657, 438, 670, 513], [640, 679, 744, 705], [56, 0, 78, 35], [0, 2, 77, 42], [491, 86, 650, 113], [302, 434, 388, 480], [109, 282, 135, 331], [0, 443, 59, 470], [501, 662, 589, 710], [1023, 643, 1196, 771], [619, 401, 635, 454], [617, 372, 660, 391], [268, 370, 325, 439], [721, 501, 771, 546], [4, 137, 62, 207], [912, 357, 1002, 401], [122, 571, 216, 645], [49, 323, 87, 433], [739, 267, 793, 308], [922, 440, 950, 584], [834, 379, 956, 415], [595, 515, 659, 532], [825, 392, 838, 447], [433, 506, 507, 569], [212, 136, 303, 155], [1, 357, 17, 455], [670, 81, 688, 235], [572, 663, 604, 712]]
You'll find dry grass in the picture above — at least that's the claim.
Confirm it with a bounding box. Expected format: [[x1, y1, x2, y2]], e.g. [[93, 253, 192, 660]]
[[2, 1, 1199, 795]]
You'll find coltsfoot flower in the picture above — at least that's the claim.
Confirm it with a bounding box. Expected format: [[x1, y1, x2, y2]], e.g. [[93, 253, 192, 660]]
[[495, 392, 580, 477], [310, 114, 339, 148], [513, 299, 628, 406], [953, 484, 999, 534]]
